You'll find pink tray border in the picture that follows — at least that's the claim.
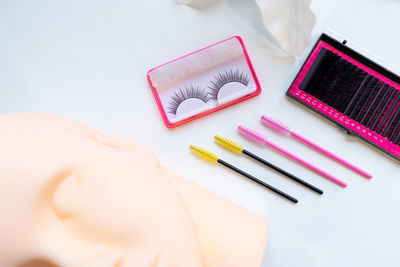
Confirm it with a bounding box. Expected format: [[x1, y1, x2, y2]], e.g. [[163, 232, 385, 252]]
[[288, 41, 400, 158], [147, 36, 262, 128]]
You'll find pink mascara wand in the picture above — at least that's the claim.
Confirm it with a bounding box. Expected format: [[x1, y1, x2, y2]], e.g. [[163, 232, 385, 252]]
[[238, 125, 347, 187], [261, 115, 372, 179]]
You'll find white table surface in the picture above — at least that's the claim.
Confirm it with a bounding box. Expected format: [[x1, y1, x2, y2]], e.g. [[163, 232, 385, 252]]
[[1, 0, 400, 266]]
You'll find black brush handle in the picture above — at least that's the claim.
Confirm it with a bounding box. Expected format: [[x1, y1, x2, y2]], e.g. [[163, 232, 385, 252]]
[[217, 159, 298, 203], [243, 150, 323, 195]]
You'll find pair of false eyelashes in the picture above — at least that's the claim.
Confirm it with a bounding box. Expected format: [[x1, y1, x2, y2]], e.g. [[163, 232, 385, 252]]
[[167, 69, 250, 114], [301, 48, 400, 145]]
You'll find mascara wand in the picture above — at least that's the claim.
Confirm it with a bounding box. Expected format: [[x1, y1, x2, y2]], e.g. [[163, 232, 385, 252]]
[[189, 145, 298, 203], [214, 135, 323, 194], [261, 115, 372, 179], [238, 125, 347, 187]]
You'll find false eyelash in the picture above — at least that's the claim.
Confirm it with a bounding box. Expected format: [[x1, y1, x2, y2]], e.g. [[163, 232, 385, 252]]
[[167, 85, 210, 115], [208, 69, 250, 100]]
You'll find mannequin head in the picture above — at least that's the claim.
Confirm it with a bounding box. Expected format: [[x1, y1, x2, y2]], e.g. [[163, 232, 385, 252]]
[[0, 112, 267, 267]]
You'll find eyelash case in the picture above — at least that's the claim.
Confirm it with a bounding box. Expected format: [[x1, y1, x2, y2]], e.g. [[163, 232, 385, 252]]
[[286, 1, 400, 161], [147, 36, 261, 128]]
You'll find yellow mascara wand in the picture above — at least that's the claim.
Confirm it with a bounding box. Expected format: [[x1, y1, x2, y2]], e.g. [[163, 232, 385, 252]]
[[189, 145, 219, 163], [214, 134, 244, 154], [189, 144, 298, 203], [214, 135, 323, 194]]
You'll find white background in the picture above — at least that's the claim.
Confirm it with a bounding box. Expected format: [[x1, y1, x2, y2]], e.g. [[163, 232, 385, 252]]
[[1, 0, 400, 266]]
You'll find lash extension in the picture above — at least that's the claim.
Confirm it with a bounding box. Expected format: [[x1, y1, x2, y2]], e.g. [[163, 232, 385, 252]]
[[287, 33, 400, 161], [208, 69, 250, 100], [167, 85, 210, 115]]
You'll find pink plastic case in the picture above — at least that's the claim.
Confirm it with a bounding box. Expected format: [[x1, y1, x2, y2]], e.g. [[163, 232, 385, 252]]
[[147, 36, 261, 128]]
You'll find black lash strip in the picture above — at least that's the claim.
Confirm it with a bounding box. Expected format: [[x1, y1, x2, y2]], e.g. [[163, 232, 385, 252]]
[[167, 85, 210, 115], [208, 69, 250, 100], [294, 45, 400, 146], [287, 34, 400, 161]]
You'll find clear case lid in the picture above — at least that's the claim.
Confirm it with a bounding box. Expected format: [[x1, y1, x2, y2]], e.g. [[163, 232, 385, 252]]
[[323, 0, 400, 76]]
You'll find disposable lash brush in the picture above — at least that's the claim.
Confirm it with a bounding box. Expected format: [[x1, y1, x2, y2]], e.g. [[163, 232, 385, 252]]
[[261, 115, 372, 179], [189, 145, 298, 203], [238, 125, 347, 187], [214, 135, 323, 194]]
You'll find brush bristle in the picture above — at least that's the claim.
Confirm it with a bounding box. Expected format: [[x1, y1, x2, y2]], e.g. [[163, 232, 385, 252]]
[[214, 135, 244, 154], [237, 125, 267, 144], [190, 145, 219, 163], [261, 115, 291, 135]]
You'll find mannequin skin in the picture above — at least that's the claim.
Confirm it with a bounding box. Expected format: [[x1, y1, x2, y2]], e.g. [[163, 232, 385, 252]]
[[0, 112, 267, 267]]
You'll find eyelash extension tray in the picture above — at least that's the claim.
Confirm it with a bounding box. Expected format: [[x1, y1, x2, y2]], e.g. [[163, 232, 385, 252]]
[[286, 1, 400, 161], [147, 36, 261, 128]]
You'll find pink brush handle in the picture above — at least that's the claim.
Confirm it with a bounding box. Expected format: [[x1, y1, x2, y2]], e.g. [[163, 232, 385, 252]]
[[291, 132, 372, 179], [263, 139, 347, 187]]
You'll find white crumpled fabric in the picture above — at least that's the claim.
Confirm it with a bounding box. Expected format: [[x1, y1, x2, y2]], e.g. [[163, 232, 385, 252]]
[[176, 0, 316, 57]]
